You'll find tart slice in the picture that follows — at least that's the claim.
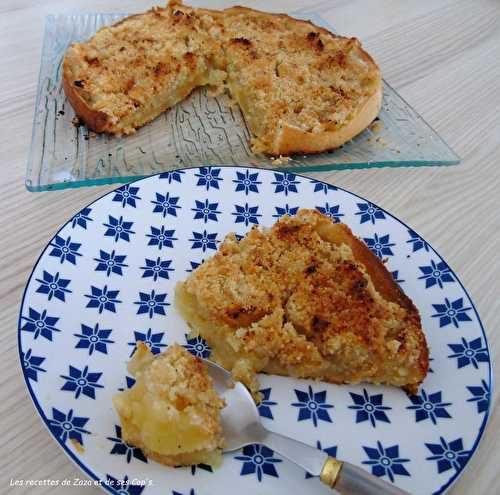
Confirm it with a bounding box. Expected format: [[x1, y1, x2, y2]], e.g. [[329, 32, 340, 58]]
[[113, 342, 225, 467], [175, 209, 429, 396], [217, 7, 382, 155]]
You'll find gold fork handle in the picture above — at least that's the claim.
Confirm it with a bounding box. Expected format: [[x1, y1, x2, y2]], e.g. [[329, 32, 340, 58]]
[[320, 457, 410, 494]]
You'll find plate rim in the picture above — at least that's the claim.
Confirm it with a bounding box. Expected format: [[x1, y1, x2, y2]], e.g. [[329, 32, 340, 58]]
[[18, 165, 493, 495]]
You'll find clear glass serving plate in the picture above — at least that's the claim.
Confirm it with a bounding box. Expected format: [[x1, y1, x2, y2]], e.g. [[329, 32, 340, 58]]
[[26, 12, 460, 191]]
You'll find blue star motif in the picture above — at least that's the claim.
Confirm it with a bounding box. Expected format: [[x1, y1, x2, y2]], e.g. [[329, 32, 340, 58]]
[[363, 442, 410, 482], [310, 179, 337, 194], [21, 349, 46, 382], [140, 257, 173, 281], [103, 215, 135, 242], [74, 323, 114, 355], [291, 386, 333, 427], [233, 170, 261, 195], [172, 490, 195, 495], [305, 442, 337, 479], [364, 233, 395, 258], [85, 285, 121, 314], [419, 260, 454, 289], [234, 444, 282, 481], [192, 199, 220, 223], [316, 203, 344, 223], [271, 172, 300, 195], [190, 230, 218, 252], [467, 380, 490, 414], [48, 408, 90, 445], [232, 203, 261, 227], [425, 437, 469, 473], [407, 229, 429, 252], [94, 250, 128, 277], [258, 388, 278, 420], [105, 475, 144, 495], [49, 235, 82, 265], [151, 192, 181, 217], [60, 365, 104, 400], [35, 271, 71, 302], [21, 307, 60, 341], [407, 389, 452, 424], [107, 425, 147, 464], [159, 169, 185, 183], [448, 337, 488, 369], [392, 270, 404, 284], [432, 297, 472, 328], [128, 328, 167, 356], [186, 260, 203, 272], [134, 290, 169, 318], [113, 184, 141, 208], [349, 389, 391, 427], [71, 207, 92, 229], [184, 334, 211, 358], [355, 202, 386, 224], [273, 205, 299, 218], [195, 166, 223, 190], [147, 226, 178, 250]]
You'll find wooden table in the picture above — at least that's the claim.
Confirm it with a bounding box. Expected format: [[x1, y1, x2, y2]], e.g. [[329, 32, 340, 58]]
[[1, 1, 498, 493]]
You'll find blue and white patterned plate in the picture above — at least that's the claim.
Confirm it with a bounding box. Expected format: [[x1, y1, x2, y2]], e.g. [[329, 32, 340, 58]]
[[18, 167, 491, 495]]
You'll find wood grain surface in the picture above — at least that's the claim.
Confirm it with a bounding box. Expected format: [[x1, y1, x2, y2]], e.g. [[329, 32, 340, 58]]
[[1, 1, 499, 494]]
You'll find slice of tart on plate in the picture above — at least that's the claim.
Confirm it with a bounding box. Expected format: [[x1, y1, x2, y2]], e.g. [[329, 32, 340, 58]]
[[175, 209, 429, 397]]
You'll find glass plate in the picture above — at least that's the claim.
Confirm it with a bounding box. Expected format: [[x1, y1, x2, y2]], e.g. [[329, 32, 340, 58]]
[[26, 12, 460, 191]]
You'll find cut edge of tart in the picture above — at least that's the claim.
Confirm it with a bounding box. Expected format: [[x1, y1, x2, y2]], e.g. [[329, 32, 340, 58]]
[[175, 209, 429, 398], [113, 342, 225, 467]]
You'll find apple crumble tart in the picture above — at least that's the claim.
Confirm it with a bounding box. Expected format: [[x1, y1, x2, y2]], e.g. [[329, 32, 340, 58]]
[[175, 209, 429, 396], [63, 1, 381, 155], [113, 342, 225, 467]]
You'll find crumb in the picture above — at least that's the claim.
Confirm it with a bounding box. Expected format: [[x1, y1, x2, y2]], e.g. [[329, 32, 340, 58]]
[[70, 438, 85, 454], [370, 121, 383, 133], [271, 155, 291, 165], [72, 116, 83, 127]]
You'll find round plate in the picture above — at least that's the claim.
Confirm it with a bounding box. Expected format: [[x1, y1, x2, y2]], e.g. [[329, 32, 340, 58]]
[[18, 167, 491, 495]]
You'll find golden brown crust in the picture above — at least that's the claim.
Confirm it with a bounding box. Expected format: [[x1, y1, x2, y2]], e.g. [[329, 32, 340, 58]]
[[62, 1, 382, 154], [175, 209, 429, 396], [269, 87, 382, 155], [319, 220, 416, 313], [62, 61, 110, 133], [319, 219, 428, 395]]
